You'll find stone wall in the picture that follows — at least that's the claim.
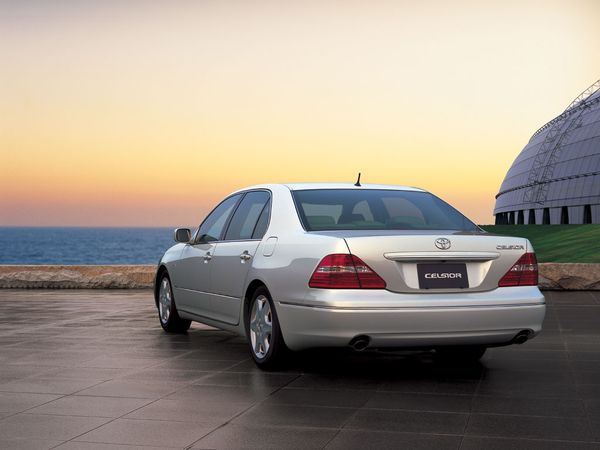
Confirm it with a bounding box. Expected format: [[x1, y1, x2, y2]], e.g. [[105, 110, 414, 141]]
[[538, 263, 600, 290], [0, 265, 156, 289], [0, 264, 599, 290]]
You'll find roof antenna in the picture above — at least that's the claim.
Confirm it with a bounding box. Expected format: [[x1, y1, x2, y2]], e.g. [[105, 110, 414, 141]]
[[354, 172, 361, 187]]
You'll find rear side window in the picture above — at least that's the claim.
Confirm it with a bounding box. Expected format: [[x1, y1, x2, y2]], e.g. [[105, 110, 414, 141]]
[[225, 191, 271, 240], [252, 201, 271, 239], [292, 189, 478, 232]]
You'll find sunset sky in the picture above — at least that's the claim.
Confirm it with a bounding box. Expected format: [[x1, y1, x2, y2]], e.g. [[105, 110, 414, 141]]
[[1, 0, 599, 227]]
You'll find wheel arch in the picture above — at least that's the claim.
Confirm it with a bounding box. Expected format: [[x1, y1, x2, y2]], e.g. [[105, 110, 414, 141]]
[[243, 279, 269, 333], [154, 265, 169, 308]]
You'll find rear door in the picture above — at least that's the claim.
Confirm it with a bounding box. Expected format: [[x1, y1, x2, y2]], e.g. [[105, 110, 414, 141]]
[[208, 191, 271, 324]]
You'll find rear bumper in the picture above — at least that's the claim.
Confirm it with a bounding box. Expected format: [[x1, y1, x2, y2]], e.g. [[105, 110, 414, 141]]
[[276, 286, 546, 351]]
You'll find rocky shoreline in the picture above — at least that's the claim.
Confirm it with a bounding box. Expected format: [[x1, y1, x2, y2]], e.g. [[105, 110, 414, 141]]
[[1, 264, 599, 290]]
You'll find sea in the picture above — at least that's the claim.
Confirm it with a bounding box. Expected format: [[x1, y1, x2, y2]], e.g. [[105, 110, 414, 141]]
[[0, 227, 177, 265]]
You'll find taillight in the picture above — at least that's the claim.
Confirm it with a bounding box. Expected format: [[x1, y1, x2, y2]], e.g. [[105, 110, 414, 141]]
[[498, 252, 538, 287], [309, 254, 386, 289]]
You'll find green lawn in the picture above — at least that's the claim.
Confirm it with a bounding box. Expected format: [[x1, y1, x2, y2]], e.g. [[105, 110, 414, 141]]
[[480, 225, 600, 263]]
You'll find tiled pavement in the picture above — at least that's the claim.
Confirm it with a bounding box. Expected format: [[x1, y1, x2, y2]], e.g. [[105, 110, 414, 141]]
[[0, 290, 599, 449]]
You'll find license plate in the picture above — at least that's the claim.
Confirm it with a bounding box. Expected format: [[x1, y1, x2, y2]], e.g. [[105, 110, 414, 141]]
[[417, 263, 468, 289]]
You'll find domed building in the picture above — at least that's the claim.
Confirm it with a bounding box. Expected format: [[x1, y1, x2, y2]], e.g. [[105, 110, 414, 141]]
[[494, 79, 600, 225]]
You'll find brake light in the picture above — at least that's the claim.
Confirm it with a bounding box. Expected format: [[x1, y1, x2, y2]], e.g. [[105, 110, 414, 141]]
[[309, 254, 386, 289], [498, 252, 538, 287]]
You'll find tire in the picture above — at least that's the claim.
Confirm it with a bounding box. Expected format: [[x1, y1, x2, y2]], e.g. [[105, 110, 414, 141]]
[[246, 286, 288, 370], [157, 273, 191, 333], [435, 345, 487, 362]]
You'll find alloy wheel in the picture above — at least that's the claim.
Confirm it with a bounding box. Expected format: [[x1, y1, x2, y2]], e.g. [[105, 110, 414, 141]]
[[249, 294, 272, 359], [158, 277, 172, 324]]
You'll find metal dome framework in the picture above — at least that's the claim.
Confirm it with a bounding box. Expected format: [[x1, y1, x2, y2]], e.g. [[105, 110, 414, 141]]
[[494, 79, 600, 225]]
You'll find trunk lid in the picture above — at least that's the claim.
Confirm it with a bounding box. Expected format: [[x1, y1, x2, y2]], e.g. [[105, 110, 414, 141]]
[[317, 230, 529, 293]]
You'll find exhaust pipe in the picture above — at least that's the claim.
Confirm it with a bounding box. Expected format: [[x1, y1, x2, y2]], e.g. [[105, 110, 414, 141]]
[[513, 330, 532, 345], [349, 335, 371, 351]]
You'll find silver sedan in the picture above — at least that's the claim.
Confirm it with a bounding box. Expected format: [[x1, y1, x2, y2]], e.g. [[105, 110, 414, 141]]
[[155, 183, 545, 369]]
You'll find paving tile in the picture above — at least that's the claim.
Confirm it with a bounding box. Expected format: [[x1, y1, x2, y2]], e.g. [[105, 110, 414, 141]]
[[563, 334, 600, 345], [584, 398, 600, 417], [159, 357, 242, 371], [124, 398, 251, 423], [34, 367, 131, 381], [590, 416, 600, 441], [76, 380, 181, 399], [485, 348, 568, 361], [476, 379, 577, 399], [11, 350, 102, 367], [74, 418, 216, 447], [345, 408, 467, 434], [167, 384, 275, 403], [325, 430, 461, 450], [0, 378, 102, 395], [265, 387, 373, 408], [287, 374, 382, 391], [0, 413, 110, 441], [222, 359, 275, 373], [460, 436, 600, 450], [79, 356, 162, 370], [575, 369, 600, 384], [481, 357, 570, 371], [0, 392, 61, 414], [548, 291, 597, 306], [466, 413, 593, 441], [479, 367, 573, 384], [365, 391, 471, 413], [113, 349, 191, 359], [193, 371, 298, 389], [56, 442, 179, 449], [233, 404, 356, 428], [0, 365, 56, 383], [378, 379, 481, 396], [0, 438, 64, 450], [472, 395, 585, 417], [569, 351, 600, 361], [28, 395, 152, 418], [571, 360, 600, 371], [192, 424, 337, 449], [179, 348, 249, 361], [120, 368, 211, 383]]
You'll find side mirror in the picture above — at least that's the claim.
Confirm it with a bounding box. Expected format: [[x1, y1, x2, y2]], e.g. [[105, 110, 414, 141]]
[[174, 228, 192, 243]]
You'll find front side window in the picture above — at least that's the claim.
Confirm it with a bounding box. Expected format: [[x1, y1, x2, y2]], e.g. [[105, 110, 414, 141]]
[[224, 191, 271, 241], [196, 194, 242, 242], [292, 189, 478, 232]]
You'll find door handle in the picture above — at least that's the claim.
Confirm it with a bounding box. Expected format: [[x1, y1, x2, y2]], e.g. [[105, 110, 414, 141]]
[[203, 252, 212, 263], [240, 251, 252, 262]]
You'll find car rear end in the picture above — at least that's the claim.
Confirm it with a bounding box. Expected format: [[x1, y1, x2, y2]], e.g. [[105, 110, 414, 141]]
[[275, 185, 546, 351]]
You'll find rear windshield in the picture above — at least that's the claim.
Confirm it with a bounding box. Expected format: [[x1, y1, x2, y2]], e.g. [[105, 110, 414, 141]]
[[292, 189, 478, 232]]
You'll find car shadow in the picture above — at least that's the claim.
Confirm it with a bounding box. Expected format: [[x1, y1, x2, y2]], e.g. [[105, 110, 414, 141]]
[[284, 347, 486, 381]]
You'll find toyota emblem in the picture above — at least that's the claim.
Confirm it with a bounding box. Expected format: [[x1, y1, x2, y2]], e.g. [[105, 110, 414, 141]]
[[435, 238, 451, 250]]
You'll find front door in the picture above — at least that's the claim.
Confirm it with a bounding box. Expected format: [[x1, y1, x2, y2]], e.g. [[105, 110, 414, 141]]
[[174, 193, 243, 319], [173, 242, 215, 318]]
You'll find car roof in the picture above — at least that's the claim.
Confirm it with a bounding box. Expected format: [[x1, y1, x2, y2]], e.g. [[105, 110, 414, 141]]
[[232, 183, 426, 193], [284, 183, 425, 192]]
